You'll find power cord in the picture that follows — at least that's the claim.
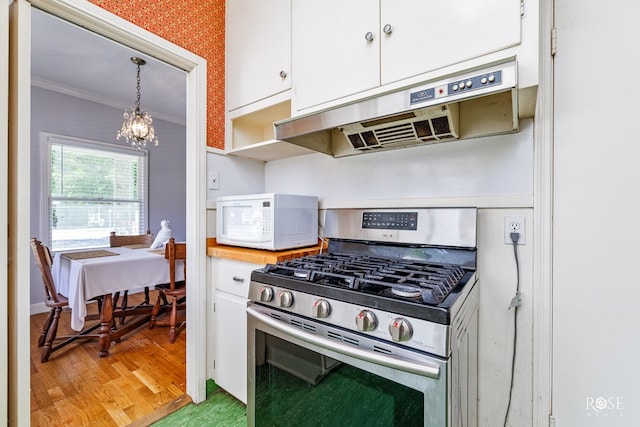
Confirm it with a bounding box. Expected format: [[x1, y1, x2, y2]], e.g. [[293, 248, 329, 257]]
[[318, 221, 326, 255], [318, 237, 327, 255], [504, 231, 521, 427]]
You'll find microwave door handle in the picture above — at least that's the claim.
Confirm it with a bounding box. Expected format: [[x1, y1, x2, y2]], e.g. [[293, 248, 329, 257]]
[[247, 306, 440, 379]]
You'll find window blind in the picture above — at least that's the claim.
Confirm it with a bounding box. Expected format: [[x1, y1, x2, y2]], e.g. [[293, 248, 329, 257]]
[[45, 136, 148, 251]]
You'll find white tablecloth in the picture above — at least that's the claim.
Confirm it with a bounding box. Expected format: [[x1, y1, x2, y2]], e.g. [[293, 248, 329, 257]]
[[52, 246, 185, 331]]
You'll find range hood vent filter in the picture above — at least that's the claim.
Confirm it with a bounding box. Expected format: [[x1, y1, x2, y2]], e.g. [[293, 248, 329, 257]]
[[342, 104, 459, 151]]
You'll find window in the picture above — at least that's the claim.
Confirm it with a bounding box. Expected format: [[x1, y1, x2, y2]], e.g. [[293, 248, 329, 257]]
[[43, 134, 148, 252]]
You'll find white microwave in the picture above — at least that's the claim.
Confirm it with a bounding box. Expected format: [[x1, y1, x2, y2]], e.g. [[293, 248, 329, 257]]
[[216, 193, 318, 251]]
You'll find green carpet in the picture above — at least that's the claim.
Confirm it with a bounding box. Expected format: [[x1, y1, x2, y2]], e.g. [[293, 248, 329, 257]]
[[152, 380, 247, 427]]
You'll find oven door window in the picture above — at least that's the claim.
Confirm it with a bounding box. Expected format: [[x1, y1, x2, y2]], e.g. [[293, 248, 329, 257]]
[[252, 331, 428, 426]]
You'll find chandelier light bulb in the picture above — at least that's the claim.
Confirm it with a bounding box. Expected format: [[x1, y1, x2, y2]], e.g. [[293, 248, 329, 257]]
[[131, 112, 150, 139], [116, 57, 159, 150]]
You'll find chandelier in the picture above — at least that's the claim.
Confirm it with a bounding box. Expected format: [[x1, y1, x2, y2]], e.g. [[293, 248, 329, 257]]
[[117, 57, 158, 149]]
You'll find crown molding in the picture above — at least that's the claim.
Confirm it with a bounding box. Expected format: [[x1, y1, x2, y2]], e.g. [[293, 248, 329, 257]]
[[31, 75, 186, 126]]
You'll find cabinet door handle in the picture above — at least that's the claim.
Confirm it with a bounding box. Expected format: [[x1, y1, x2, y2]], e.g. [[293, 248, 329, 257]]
[[364, 31, 374, 42], [383, 24, 393, 35], [232, 276, 245, 283], [279, 70, 287, 79]]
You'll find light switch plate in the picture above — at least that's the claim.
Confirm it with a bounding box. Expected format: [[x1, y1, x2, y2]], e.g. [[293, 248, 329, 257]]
[[208, 171, 219, 190]]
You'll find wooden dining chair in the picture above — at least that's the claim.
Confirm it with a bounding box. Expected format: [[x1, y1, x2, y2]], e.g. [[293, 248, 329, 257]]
[[30, 238, 101, 362], [109, 230, 154, 248], [109, 230, 154, 316], [149, 238, 186, 343]]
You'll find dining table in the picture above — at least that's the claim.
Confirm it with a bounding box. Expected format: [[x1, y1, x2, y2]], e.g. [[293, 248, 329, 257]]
[[52, 245, 185, 357]]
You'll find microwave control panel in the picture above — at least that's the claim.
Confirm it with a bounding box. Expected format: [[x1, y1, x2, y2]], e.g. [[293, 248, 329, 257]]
[[262, 201, 272, 232]]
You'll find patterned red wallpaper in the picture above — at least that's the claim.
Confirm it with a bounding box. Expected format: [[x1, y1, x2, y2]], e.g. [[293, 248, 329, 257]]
[[90, 0, 225, 149]]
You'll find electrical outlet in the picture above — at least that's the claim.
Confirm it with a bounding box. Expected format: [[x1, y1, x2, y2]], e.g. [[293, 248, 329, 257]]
[[504, 217, 525, 245], [208, 171, 219, 190]]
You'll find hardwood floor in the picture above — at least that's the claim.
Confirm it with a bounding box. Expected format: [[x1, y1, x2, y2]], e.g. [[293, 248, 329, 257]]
[[30, 291, 188, 426]]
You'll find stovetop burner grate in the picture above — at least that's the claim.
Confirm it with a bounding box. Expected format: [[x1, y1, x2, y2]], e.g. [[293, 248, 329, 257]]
[[262, 253, 468, 305]]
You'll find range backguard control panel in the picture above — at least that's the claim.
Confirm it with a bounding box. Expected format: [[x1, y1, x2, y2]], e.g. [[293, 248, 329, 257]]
[[362, 212, 418, 230]]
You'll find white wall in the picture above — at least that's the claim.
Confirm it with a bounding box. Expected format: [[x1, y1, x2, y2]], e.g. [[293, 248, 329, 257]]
[[205, 151, 265, 236], [552, 1, 640, 426], [266, 120, 534, 200], [265, 122, 535, 426], [30, 86, 187, 306], [206, 151, 265, 201]]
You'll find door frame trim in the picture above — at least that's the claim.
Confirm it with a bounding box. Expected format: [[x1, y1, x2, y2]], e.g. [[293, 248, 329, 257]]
[[9, 0, 208, 422], [1, 0, 9, 424]]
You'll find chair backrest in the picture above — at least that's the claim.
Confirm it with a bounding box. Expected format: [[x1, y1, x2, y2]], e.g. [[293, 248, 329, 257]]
[[30, 238, 60, 304], [164, 238, 186, 290], [109, 230, 154, 247]]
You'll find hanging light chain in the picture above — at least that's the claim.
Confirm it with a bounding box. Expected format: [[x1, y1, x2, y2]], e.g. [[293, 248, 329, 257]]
[[135, 62, 142, 112]]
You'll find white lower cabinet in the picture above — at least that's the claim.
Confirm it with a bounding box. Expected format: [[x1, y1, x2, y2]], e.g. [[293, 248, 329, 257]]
[[213, 292, 248, 403], [212, 258, 262, 404]]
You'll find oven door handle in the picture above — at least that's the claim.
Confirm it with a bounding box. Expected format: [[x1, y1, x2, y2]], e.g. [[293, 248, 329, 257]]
[[248, 306, 440, 379]]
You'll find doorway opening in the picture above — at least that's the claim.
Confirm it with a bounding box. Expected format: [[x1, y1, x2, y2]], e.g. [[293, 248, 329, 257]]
[[10, 0, 208, 423]]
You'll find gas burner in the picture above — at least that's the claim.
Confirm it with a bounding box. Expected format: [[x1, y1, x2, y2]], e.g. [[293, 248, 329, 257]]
[[309, 270, 357, 289], [357, 277, 445, 304], [390, 284, 422, 298], [293, 270, 311, 279], [262, 264, 313, 280]]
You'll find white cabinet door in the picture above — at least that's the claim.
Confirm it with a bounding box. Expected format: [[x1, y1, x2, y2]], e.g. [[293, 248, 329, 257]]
[[226, 0, 291, 111], [292, 0, 521, 111], [380, 0, 521, 85], [292, 0, 380, 110], [213, 292, 248, 404], [211, 258, 262, 404]]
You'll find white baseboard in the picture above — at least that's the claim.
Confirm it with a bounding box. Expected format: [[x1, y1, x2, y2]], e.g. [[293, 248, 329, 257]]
[[30, 302, 48, 315]]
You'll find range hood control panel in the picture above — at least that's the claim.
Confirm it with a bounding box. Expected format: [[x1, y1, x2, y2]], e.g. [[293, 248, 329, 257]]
[[448, 70, 502, 94], [410, 68, 506, 106]]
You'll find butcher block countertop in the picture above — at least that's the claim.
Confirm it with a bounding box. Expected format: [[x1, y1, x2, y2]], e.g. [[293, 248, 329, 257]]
[[206, 238, 327, 265]]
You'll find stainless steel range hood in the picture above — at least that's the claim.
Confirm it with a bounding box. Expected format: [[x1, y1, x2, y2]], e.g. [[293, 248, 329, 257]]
[[275, 60, 519, 158]]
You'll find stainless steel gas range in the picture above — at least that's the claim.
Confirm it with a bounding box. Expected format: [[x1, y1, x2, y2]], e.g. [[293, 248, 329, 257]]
[[247, 208, 479, 427]]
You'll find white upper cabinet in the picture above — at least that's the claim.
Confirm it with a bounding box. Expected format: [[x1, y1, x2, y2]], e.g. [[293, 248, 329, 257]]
[[293, 0, 523, 111], [226, 0, 292, 111], [224, 0, 534, 161], [292, 0, 380, 111], [380, 0, 521, 84]]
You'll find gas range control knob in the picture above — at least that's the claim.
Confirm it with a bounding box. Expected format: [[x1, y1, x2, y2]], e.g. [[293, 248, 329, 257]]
[[258, 287, 274, 302], [277, 291, 294, 308], [356, 310, 378, 332], [389, 318, 413, 342], [312, 299, 331, 318]]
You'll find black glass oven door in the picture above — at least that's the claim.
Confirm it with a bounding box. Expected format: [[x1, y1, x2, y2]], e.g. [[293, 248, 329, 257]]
[[247, 306, 448, 427]]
